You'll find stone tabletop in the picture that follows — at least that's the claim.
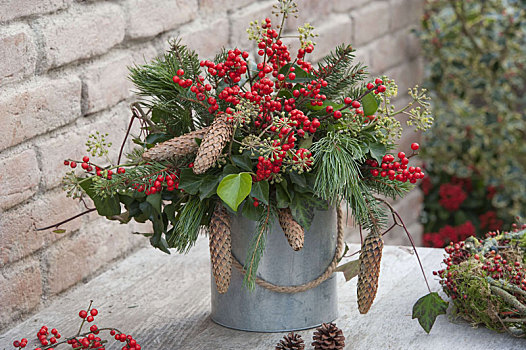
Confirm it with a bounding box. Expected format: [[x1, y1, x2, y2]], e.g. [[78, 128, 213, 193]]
[[1, 237, 524, 350]]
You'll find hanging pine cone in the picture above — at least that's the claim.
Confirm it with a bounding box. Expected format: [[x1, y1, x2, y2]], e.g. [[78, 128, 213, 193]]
[[208, 203, 232, 294], [275, 332, 305, 350], [193, 115, 233, 174], [142, 127, 209, 161], [278, 208, 304, 251], [357, 234, 384, 314], [311, 322, 345, 350]]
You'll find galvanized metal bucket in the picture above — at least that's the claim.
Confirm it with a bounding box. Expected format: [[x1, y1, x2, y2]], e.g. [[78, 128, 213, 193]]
[[210, 208, 338, 332]]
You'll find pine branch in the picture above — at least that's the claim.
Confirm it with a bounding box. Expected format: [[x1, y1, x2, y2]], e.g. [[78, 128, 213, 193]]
[[315, 44, 368, 100], [243, 203, 276, 290], [169, 196, 211, 253]]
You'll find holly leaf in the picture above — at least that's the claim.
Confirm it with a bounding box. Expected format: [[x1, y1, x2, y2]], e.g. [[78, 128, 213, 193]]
[[250, 180, 269, 205], [362, 93, 379, 116], [335, 259, 360, 281], [217, 173, 252, 211], [412, 292, 448, 333], [276, 179, 292, 208]]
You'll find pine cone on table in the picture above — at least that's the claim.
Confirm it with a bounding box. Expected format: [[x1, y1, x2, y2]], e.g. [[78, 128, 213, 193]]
[[278, 208, 304, 251], [193, 115, 233, 174], [208, 203, 232, 294], [357, 234, 384, 314], [275, 332, 305, 350], [311, 322, 345, 350], [142, 127, 209, 161]]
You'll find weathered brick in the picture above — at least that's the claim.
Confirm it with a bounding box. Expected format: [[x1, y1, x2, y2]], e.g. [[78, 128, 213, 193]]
[[36, 3, 125, 69], [0, 76, 81, 151], [0, 258, 42, 331], [384, 57, 424, 96], [332, 0, 369, 12], [81, 45, 159, 115], [285, 0, 333, 31], [309, 15, 353, 63], [0, 23, 37, 86], [351, 1, 390, 46], [368, 30, 409, 73], [0, 149, 41, 210], [37, 104, 129, 190], [44, 219, 142, 296], [179, 17, 230, 59], [124, 0, 198, 39], [230, 1, 274, 51], [0, 190, 82, 267], [0, 0, 71, 23], [390, 0, 424, 31], [82, 53, 134, 115], [198, 0, 253, 14]]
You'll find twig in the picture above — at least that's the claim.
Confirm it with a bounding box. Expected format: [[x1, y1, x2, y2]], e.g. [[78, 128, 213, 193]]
[[35, 209, 96, 231], [118, 111, 137, 164], [490, 286, 526, 315]]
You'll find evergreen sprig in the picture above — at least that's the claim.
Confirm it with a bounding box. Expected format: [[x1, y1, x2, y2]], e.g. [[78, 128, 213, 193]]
[[168, 196, 212, 253], [315, 44, 368, 101]]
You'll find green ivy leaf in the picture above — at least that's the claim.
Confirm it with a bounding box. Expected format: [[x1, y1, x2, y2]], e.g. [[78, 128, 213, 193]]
[[52, 229, 67, 234], [241, 200, 264, 221], [289, 172, 307, 187], [146, 192, 162, 213], [164, 203, 177, 225], [199, 175, 220, 200], [250, 180, 269, 205], [335, 259, 360, 281], [276, 179, 292, 208], [232, 153, 254, 172], [79, 178, 121, 217], [362, 93, 379, 116], [412, 292, 449, 333], [369, 142, 387, 164], [217, 173, 252, 211], [178, 168, 203, 195]]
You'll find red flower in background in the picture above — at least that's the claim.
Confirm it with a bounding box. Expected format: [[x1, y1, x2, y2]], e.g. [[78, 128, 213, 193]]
[[456, 220, 476, 241], [423, 232, 444, 247], [451, 176, 473, 193], [438, 183, 467, 211], [486, 185, 497, 200], [438, 225, 458, 243], [421, 175, 432, 195], [479, 211, 503, 232]]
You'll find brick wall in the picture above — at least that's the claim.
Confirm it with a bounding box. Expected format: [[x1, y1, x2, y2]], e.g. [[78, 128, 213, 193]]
[[0, 0, 424, 332]]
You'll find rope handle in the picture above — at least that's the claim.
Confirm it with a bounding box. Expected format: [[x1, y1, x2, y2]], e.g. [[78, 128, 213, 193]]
[[230, 206, 344, 293]]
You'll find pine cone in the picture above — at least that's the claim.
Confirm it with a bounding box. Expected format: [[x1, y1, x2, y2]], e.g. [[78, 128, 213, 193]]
[[193, 115, 233, 174], [209, 203, 232, 294], [278, 208, 304, 251], [142, 127, 209, 161], [276, 332, 305, 350], [311, 322, 345, 350], [357, 234, 384, 314]]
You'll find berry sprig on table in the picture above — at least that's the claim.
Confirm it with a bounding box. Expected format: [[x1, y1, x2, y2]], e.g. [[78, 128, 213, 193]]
[[11, 302, 140, 350]]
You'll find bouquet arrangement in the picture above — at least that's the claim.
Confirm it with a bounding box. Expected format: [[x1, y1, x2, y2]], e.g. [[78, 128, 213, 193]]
[[58, 0, 432, 308]]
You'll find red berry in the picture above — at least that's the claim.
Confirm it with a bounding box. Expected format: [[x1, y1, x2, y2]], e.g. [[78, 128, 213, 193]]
[[82, 156, 90, 163], [351, 101, 360, 108], [377, 85, 386, 92], [70, 161, 77, 168], [13, 341, 20, 347], [333, 110, 342, 119], [63, 160, 70, 166], [398, 152, 405, 159], [288, 72, 296, 80], [86, 315, 94, 322], [375, 78, 383, 85], [366, 83, 374, 90], [177, 69, 184, 76], [79, 310, 88, 318], [110, 330, 116, 336], [81, 162, 89, 170], [253, 199, 259, 207], [51, 328, 58, 335], [277, 74, 285, 81], [188, 162, 194, 168], [325, 105, 333, 113], [411, 142, 420, 150], [344, 97, 352, 104]]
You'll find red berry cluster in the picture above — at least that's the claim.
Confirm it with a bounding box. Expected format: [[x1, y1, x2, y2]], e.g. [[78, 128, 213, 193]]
[[64, 157, 126, 181], [293, 148, 313, 169], [255, 155, 282, 182], [131, 172, 179, 195], [13, 304, 141, 350], [367, 78, 387, 94], [256, 18, 293, 71], [368, 143, 424, 183]]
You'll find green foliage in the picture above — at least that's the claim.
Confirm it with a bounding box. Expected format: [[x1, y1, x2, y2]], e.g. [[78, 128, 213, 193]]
[[217, 173, 253, 211], [79, 178, 121, 217], [129, 38, 212, 135], [315, 44, 367, 101], [417, 0, 526, 235], [412, 292, 449, 333], [168, 196, 212, 253]]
